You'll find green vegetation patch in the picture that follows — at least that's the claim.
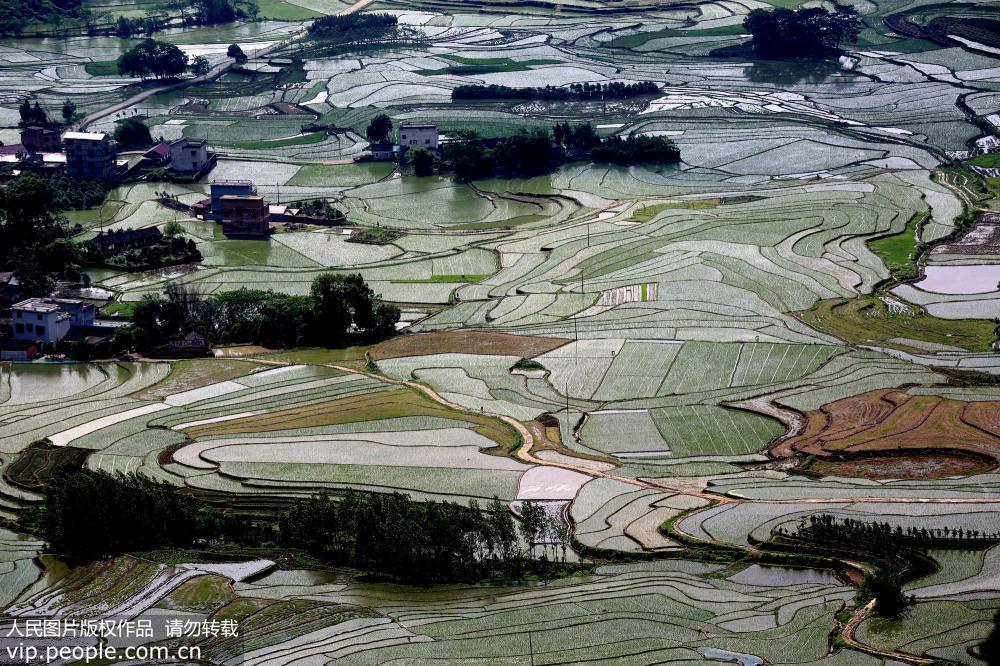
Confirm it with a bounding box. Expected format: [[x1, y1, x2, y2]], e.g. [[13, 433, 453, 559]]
[[798, 296, 996, 352], [254, 0, 322, 20], [84, 60, 120, 76], [218, 132, 327, 150], [417, 55, 562, 76], [392, 274, 491, 283], [968, 153, 1000, 168], [287, 162, 394, 187], [609, 24, 745, 48], [102, 301, 137, 317], [868, 212, 926, 272], [628, 200, 719, 223]]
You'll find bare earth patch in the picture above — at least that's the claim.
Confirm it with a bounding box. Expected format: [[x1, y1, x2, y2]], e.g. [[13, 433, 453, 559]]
[[372, 331, 569, 360]]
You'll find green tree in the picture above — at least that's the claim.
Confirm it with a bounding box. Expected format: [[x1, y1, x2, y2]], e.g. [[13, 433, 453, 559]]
[[227, 43, 246, 61], [519, 500, 546, 558], [411, 147, 434, 176], [61, 99, 76, 124], [366, 113, 393, 144], [163, 220, 184, 236], [858, 564, 909, 617], [982, 610, 1000, 666], [0, 174, 79, 296], [189, 55, 211, 76], [117, 39, 188, 79], [113, 117, 153, 148]]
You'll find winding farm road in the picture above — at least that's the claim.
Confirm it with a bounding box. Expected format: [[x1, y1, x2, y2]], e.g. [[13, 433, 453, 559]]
[[74, 0, 377, 131]]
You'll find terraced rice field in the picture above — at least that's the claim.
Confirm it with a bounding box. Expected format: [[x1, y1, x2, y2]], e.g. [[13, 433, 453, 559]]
[[4, 0, 1000, 661]]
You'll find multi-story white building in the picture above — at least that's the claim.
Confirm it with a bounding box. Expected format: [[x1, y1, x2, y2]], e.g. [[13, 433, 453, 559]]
[[62, 131, 118, 180], [169, 137, 209, 172], [11, 298, 95, 344], [399, 123, 438, 150]]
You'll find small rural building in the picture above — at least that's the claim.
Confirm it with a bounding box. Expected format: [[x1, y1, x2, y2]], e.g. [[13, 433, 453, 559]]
[[20, 126, 61, 153], [18, 152, 66, 177], [399, 123, 438, 150], [169, 138, 209, 173], [0, 339, 38, 361], [143, 143, 172, 166], [11, 297, 96, 344], [63, 131, 119, 181], [164, 331, 209, 357], [220, 195, 270, 237], [367, 143, 399, 160], [210, 180, 257, 219], [92, 227, 163, 252]]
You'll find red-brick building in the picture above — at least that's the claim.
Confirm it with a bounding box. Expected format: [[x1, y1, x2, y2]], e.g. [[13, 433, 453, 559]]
[[220, 195, 270, 237]]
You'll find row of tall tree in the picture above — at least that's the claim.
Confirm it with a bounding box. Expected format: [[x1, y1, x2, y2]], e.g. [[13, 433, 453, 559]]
[[452, 81, 659, 101], [35, 468, 567, 583], [280, 492, 568, 582]]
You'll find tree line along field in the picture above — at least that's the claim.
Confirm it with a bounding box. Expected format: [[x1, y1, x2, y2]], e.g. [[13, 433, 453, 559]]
[[2, 0, 1000, 662]]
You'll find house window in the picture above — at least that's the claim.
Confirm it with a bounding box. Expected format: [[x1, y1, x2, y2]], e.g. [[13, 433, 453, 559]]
[[14, 323, 23, 333], [36, 326, 45, 336], [37, 313, 42, 320]]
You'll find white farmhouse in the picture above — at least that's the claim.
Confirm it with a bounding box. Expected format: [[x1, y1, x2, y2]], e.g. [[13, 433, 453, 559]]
[[399, 123, 438, 150], [169, 138, 210, 173]]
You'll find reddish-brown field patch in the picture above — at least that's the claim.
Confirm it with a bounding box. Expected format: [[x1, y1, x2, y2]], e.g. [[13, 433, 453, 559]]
[[772, 389, 1000, 478], [371, 331, 569, 360], [808, 451, 995, 480]]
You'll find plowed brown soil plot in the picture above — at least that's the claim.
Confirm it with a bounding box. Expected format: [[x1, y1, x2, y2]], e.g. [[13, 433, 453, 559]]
[[809, 451, 993, 480], [772, 389, 1000, 479], [372, 331, 568, 359]]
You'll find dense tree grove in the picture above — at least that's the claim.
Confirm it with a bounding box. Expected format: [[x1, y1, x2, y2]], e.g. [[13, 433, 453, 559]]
[[116, 15, 164, 38], [444, 130, 558, 181], [81, 231, 202, 271], [279, 492, 568, 583], [743, 6, 863, 57], [40, 469, 202, 563], [0, 0, 83, 36], [117, 39, 188, 79], [453, 81, 659, 101], [36, 469, 567, 583], [122, 273, 399, 352], [112, 117, 153, 148], [0, 174, 86, 297], [441, 126, 680, 180], [308, 12, 397, 40], [589, 134, 680, 164], [192, 0, 258, 24]]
